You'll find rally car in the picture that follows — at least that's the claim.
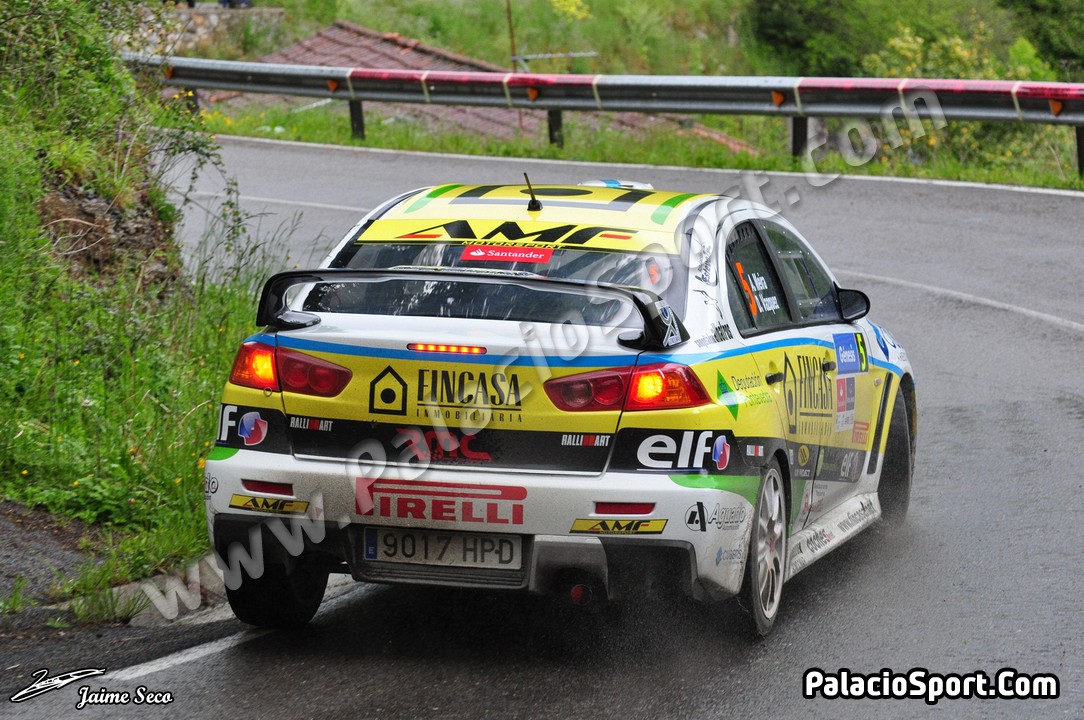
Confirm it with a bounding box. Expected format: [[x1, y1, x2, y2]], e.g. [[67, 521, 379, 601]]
[[205, 181, 916, 635]]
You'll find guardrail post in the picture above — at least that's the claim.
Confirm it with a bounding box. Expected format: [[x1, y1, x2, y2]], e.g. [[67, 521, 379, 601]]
[[547, 109, 564, 147], [1077, 126, 1083, 178], [790, 116, 808, 157], [349, 100, 365, 140]]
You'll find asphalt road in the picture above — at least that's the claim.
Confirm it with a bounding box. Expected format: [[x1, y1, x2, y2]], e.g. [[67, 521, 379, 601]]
[[7, 137, 1083, 719]]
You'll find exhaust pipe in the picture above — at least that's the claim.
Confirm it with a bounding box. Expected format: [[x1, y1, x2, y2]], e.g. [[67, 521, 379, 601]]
[[569, 583, 594, 606]]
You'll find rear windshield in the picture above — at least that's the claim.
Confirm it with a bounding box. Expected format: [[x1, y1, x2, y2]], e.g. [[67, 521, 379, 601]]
[[320, 242, 688, 319]]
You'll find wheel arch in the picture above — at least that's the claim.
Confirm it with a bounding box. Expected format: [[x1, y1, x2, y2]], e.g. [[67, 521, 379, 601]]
[[898, 372, 917, 451], [773, 448, 796, 532]]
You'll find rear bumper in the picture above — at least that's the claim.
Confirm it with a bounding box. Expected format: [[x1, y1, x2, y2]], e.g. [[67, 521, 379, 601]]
[[205, 449, 756, 600]]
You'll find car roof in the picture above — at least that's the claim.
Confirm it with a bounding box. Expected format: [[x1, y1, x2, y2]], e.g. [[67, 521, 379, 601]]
[[352, 183, 720, 255]]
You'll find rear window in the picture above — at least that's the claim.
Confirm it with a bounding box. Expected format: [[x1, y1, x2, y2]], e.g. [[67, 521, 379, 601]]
[[301, 276, 638, 328], [322, 242, 688, 318]]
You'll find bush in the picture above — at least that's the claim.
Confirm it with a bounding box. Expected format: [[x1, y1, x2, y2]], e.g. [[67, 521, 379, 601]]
[[858, 22, 1072, 171]]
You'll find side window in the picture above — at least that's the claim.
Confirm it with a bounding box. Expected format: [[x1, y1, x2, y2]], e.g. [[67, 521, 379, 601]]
[[760, 222, 842, 323], [725, 223, 791, 332]]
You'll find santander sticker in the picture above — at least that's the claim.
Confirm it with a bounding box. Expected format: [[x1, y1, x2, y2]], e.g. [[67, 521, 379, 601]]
[[460, 245, 553, 263]]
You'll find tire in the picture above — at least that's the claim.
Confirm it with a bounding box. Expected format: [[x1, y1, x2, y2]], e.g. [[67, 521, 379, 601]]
[[743, 459, 787, 637], [878, 387, 912, 526], [226, 562, 329, 628]]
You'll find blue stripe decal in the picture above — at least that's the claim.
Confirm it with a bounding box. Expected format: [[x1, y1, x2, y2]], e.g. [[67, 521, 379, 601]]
[[252, 332, 904, 376]]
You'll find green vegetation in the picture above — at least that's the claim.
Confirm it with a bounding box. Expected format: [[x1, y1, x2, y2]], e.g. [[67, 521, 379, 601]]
[[0, 1, 267, 601], [0, 577, 36, 614], [196, 0, 1082, 189]]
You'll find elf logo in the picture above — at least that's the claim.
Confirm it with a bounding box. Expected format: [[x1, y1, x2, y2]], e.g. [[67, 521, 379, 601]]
[[636, 431, 730, 471]]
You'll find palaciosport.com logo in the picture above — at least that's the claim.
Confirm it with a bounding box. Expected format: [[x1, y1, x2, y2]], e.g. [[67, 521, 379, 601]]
[[803, 667, 1060, 705]]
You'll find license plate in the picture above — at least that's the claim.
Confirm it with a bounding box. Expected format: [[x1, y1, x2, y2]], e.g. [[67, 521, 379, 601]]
[[362, 527, 522, 570]]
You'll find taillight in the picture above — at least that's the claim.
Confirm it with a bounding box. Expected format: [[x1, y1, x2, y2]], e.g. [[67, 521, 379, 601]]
[[277, 348, 352, 397], [228, 343, 352, 397], [229, 342, 278, 391], [625, 363, 711, 410], [544, 368, 631, 412], [543, 363, 710, 412]]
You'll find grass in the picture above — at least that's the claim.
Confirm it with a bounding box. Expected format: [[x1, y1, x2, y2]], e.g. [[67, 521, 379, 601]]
[[0, 577, 36, 615], [0, 0, 283, 615]]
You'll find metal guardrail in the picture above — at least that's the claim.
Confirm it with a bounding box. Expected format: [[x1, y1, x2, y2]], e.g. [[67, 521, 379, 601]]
[[126, 53, 1084, 176]]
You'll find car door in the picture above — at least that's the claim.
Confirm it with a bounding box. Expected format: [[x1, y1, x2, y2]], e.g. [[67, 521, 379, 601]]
[[751, 218, 879, 524], [723, 220, 833, 532]]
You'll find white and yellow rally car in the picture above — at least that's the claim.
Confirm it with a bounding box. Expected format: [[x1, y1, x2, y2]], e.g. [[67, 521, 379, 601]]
[[205, 181, 916, 635]]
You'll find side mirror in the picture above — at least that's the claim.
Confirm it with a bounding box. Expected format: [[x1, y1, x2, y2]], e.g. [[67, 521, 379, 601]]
[[838, 288, 871, 322]]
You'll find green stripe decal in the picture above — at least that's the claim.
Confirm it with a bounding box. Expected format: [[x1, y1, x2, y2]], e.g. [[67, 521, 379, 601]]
[[668, 473, 761, 506], [404, 184, 464, 213], [207, 447, 239, 462], [651, 193, 697, 225]]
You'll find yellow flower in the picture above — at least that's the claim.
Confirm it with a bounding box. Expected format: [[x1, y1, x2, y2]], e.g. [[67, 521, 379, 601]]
[[18, 353, 25, 359], [73, 359, 80, 366], [73, 480, 79, 486], [21, 470, 28, 476], [198, 458, 206, 469]]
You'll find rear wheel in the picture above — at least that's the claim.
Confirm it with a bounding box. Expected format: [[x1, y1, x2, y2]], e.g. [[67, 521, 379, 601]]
[[878, 387, 912, 526], [743, 459, 787, 637], [226, 562, 329, 628]]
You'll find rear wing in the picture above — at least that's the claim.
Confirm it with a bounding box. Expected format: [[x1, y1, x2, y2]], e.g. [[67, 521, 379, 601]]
[[255, 268, 690, 350]]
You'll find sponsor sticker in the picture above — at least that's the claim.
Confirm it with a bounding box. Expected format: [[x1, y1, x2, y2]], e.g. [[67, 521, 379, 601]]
[[636, 430, 731, 471], [237, 411, 267, 446], [356, 478, 526, 525], [370, 366, 408, 416], [685, 502, 747, 532], [570, 519, 667, 535], [460, 244, 554, 263], [835, 376, 856, 432], [561, 434, 611, 447], [834, 333, 869, 374], [229, 494, 310, 515]]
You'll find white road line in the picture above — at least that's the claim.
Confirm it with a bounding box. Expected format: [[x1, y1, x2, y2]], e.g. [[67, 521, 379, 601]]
[[177, 189, 368, 214], [109, 581, 374, 681], [109, 630, 271, 681], [838, 268, 1084, 335]]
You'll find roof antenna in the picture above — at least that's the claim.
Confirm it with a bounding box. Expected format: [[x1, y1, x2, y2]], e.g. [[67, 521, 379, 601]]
[[524, 173, 542, 211]]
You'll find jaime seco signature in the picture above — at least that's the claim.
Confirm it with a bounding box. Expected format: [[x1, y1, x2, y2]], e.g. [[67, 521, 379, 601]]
[[9, 668, 106, 703]]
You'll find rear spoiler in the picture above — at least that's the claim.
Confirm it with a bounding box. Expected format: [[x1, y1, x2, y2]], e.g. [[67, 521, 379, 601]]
[[255, 268, 690, 350]]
